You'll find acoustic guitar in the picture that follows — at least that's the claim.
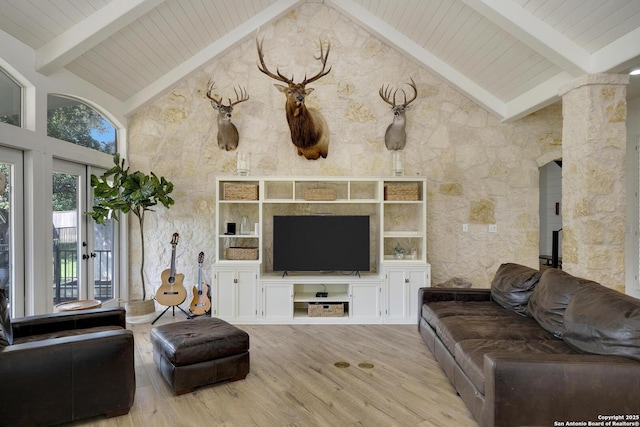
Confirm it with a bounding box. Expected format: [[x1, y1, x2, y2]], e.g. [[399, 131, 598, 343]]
[[155, 233, 187, 307], [189, 251, 211, 315]]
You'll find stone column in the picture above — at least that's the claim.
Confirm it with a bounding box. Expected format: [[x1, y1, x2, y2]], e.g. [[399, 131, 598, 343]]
[[559, 73, 629, 292]]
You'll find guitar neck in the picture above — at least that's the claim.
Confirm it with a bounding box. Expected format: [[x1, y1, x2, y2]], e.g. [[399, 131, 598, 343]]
[[169, 245, 177, 283], [197, 263, 203, 291]]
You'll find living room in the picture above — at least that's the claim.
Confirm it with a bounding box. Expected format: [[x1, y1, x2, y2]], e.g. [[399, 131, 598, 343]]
[[1, 1, 640, 426]]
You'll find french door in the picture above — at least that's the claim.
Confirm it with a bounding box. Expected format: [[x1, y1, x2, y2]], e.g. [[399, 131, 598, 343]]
[[0, 147, 24, 317], [52, 159, 117, 306]]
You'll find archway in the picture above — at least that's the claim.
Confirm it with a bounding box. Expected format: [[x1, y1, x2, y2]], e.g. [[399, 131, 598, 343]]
[[539, 160, 562, 269]]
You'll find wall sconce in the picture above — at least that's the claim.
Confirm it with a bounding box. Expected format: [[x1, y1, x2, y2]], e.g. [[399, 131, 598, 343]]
[[236, 152, 251, 176], [392, 150, 404, 176]]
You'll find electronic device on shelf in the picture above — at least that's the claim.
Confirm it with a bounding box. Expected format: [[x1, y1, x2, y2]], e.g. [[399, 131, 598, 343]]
[[273, 215, 370, 276]]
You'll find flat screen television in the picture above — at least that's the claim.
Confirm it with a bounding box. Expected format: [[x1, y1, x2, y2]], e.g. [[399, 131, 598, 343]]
[[273, 215, 370, 274]]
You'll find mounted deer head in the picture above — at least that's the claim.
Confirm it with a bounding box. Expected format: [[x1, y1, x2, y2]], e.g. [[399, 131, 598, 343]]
[[379, 78, 418, 150], [256, 37, 331, 160], [206, 80, 249, 151]]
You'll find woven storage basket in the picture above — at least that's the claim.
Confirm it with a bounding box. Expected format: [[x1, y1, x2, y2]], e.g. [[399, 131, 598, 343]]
[[225, 247, 259, 260], [384, 183, 419, 201], [304, 188, 337, 201], [308, 302, 344, 317], [223, 183, 259, 200]]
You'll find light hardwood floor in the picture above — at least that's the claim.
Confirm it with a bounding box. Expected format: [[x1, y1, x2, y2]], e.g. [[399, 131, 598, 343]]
[[67, 315, 478, 427]]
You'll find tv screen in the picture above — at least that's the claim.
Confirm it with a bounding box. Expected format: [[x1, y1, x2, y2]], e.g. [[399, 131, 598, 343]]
[[273, 215, 370, 273]]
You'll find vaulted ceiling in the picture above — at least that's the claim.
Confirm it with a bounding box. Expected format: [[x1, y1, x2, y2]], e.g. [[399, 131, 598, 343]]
[[1, 0, 639, 121]]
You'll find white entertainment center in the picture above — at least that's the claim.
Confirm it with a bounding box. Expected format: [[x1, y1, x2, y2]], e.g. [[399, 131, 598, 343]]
[[212, 176, 430, 324]]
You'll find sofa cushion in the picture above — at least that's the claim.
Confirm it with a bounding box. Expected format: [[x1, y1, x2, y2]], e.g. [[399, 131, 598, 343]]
[[0, 288, 12, 345], [527, 269, 598, 338], [436, 315, 555, 354], [454, 339, 577, 394], [490, 263, 542, 315], [563, 284, 640, 361], [422, 301, 517, 329]]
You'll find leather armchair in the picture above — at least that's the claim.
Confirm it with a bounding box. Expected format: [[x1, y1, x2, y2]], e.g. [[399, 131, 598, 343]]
[[0, 307, 135, 426]]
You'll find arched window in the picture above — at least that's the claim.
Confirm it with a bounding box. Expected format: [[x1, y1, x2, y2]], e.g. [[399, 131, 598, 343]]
[[0, 68, 21, 127], [47, 95, 116, 154]]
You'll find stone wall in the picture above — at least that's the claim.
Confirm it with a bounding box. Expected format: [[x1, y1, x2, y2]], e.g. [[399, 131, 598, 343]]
[[560, 74, 628, 292], [126, 3, 562, 299]]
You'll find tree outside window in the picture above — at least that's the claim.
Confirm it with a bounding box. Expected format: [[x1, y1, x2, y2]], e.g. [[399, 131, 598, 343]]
[[47, 95, 116, 154]]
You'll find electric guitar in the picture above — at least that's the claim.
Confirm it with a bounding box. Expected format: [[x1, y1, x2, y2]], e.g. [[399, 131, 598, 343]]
[[155, 233, 187, 306], [189, 251, 211, 315]]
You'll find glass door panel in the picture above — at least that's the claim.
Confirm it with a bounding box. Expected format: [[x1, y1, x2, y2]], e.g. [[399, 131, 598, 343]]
[[92, 206, 115, 302], [51, 161, 117, 306], [52, 166, 81, 304], [0, 147, 23, 317]]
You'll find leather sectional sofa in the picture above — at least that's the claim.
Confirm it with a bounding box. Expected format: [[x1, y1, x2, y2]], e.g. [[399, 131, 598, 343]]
[[418, 263, 640, 427], [0, 305, 135, 426]]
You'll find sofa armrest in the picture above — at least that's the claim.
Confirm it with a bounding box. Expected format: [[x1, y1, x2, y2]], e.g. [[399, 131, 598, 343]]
[[419, 287, 491, 305], [11, 307, 126, 339], [483, 352, 640, 427], [0, 329, 135, 425]]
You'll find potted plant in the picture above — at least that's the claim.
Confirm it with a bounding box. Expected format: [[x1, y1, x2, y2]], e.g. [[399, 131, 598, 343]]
[[393, 243, 407, 260], [88, 154, 174, 321]]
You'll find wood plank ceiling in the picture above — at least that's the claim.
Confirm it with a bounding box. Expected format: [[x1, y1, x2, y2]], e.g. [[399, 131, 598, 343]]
[[0, 0, 639, 121]]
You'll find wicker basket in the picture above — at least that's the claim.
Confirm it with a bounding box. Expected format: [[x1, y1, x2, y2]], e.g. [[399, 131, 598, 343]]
[[384, 183, 420, 201], [304, 188, 337, 201], [225, 247, 259, 260], [308, 302, 344, 317], [223, 183, 259, 200]]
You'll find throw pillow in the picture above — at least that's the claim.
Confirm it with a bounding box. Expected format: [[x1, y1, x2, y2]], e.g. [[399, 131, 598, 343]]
[[0, 287, 13, 345], [490, 263, 542, 315], [528, 268, 598, 338]]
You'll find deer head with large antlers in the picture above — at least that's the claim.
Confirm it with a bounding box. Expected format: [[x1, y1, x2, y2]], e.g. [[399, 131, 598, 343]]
[[256, 37, 331, 160], [206, 80, 249, 151], [379, 78, 418, 151]]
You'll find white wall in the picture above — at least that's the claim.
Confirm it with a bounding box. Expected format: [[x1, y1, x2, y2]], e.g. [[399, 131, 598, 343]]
[[626, 96, 640, 298]]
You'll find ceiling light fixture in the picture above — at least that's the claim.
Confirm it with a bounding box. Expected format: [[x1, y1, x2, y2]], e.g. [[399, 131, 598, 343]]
[[630, 69, 640, 76]]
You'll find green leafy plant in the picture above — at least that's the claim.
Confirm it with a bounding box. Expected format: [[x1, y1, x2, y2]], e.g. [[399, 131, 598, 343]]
[[87, 154, 174, 301], [393, 243, 407, 257]]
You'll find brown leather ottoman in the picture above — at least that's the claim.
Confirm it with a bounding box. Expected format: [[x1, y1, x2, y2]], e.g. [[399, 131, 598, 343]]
[[150, 317, 250, 395]]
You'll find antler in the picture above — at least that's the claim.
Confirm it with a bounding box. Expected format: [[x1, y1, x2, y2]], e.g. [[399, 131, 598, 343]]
[[229, 86, 249, 107], [206, 80, 222, 107], [379, 78, 418, 108], [207, 80, 249, 107], [256, 38, 294, 84], [379, 84, 399, 107], [256, 37, 331, 86], [402, 78, 418, 107], [301, 39, 332, 85]]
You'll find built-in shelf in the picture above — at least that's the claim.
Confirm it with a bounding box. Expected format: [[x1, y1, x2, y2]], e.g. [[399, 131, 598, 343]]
[[213, 176, 430, 325], [293, 291, 350, 303]]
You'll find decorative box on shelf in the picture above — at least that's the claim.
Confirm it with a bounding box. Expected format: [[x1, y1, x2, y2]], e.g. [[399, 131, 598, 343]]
[[223, 183, 259, 200], [384, 183, 420, 201], [307, 302, 344, 317], [225, 247, 259, 260], [304, 188, 337, 201]]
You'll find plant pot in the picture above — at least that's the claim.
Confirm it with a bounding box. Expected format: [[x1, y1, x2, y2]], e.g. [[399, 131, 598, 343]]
[[125, 299, 156, 324]]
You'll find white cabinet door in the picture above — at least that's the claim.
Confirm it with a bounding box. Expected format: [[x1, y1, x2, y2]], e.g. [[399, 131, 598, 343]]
[[214, 268, 236, 319], [236, 269, 258, 321], [213, 266, 258, 322], [407, 266, 430, 321], [384, 265, 430, 323], [385, 269, 408, 321], [262, 283, 293, 321], [350, 282, 380, 322]]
